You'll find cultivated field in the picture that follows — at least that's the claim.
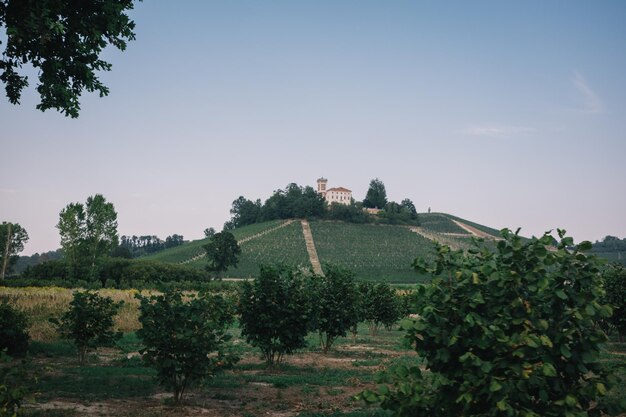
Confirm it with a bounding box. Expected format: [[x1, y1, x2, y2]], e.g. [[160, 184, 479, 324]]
[[2, 286, 625, 417]]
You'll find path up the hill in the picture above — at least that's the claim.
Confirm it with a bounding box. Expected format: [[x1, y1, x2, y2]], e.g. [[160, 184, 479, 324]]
[[300, 219, 324, 276]]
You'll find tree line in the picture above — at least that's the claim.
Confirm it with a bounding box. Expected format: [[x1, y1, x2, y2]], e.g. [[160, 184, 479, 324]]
[[225, 178, 420, 230]]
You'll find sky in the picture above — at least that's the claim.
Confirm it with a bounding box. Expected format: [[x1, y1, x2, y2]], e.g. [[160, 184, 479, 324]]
[[1, 1, 626, 255]]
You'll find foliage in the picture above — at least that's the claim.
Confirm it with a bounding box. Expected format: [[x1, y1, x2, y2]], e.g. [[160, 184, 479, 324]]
[[0, 302, 29, 357], [379, 201, 420, 226], [20, 257, 210, 288], [0, 352, 28, 417], [0, 0, 138, 117], [229, 196, 263, 228], [204, 231, 241, 279], [603, 264, 626, 340], [361, 229, 623, 417], [590, 236, 626, 267], [57, 194, 118, 280], [204, 227, 216, 238], [363, 178, 388, 209], [136, 290, 238, 404], [326, 202, 369, 223], [54, 291, 122, 364], [118, 234, 185, 258], [0, 222, 28, 280], [238, 265, 313, 367], [358, 282, 402, 335], [13, 249, 63, 276], [310, 265, 360, 353]]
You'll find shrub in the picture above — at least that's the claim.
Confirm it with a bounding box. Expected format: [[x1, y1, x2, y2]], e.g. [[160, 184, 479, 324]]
[[136, 290, 238, 405], [239, 265, 312, 367], [0, 352, 28, 417], [0, 302, 29, 357], [310, 265, 359, 353], [359, 282, 402, 335], [603, 264, 626, 341], [362, 229, 621, 417], [54, 291, 123, 364]]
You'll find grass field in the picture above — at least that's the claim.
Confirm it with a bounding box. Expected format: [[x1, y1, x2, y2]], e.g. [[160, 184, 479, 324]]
[[418, 213, 471, 234], [2, 287, 625, 417]]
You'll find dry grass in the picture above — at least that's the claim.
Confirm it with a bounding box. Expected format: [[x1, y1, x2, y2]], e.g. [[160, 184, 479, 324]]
[[0, 287, 147, 341]]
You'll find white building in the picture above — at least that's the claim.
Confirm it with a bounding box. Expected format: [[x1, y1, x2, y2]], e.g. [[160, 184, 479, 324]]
[[317, 178, 352, 205]]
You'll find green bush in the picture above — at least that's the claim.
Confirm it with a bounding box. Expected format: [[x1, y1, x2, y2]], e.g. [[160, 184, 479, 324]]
[[239, 265, 312, 367], [54, 291, 123, 364], [358, 282, 402, 335], [136, 290, 238, 405], [0, 302, 29, 357], [362, 229, 622, 416], [603, 264, 626, 341], [310, 265, 359, 353]]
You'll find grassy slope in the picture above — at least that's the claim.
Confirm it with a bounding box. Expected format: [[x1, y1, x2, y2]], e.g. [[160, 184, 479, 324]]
[[185, 220, 310, 277], [143, 220, 285, 264], [141, 215, 504, 282]]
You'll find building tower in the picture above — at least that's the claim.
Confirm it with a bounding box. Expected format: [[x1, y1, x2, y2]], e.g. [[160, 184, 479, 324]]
[[317, 177, 328, 198]]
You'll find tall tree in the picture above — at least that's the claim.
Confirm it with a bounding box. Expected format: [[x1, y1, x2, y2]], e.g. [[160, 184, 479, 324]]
[[84, 194, 118, 274], [363, 178, 388, 209], [0, 221, 28, 279], [203, 231, 241, 279], [57, 194, 118, 279], [57, 203, 86, 278], [0, 0, 139, 117]]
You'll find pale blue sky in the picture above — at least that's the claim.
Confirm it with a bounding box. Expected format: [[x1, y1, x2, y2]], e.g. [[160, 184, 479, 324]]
[[2, 1, 625, 255]]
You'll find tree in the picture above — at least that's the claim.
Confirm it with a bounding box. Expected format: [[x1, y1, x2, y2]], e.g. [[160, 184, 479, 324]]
[[57, 194, 118, 280], [229, 196, 262, 228], [84, 194, 118, 274], [0, 222, 28, 280], [0, 0, 139, 117], [238, 265, 313, 368], [136, 290, 238, 405], [363, 178, 387, 209], [359, 282, 403, 336], [204, 227, 216, 238], [310, 265, 359, 353], [54, 291, 122, 364], [361, 229, 621, 416], [0, 302, 29, 357], [400, 198, 418, 220], [203, 231, 241, 279]]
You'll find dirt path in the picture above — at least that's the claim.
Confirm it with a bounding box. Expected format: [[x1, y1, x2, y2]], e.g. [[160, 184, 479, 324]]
[[300, 219, 324, 276], [179, 220, 295, 265], [450, 219, 501, 240]]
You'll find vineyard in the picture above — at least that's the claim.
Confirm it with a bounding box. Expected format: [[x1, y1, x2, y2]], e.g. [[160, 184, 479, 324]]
[[418, 213, 471, 234], [310, 221, 433, 282], [185, 220, 310, 277], [143, 220, 285, 264]]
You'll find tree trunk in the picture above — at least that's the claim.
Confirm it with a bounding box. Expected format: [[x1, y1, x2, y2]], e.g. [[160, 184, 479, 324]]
[[1, 223, 11, 280]]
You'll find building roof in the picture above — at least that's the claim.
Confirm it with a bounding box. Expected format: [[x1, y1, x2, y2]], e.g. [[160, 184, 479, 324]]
[[327, 187, 352, 192]]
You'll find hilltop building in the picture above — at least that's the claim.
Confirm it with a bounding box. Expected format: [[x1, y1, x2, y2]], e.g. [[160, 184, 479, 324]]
[[317, 178, 352, 205]]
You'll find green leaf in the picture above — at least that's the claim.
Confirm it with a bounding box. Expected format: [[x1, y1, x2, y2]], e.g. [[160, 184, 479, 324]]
[[596, 383, 607, 395], [560, 344, 572, 359], [556, 290, 567, 300], [490, 380, 503, 392], [542, 363, 557, 377]]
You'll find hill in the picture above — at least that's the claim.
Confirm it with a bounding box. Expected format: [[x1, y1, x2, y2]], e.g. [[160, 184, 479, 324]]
[[144, 213, 502, 283]]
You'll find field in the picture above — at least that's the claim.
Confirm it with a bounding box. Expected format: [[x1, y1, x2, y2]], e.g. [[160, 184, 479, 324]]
[[137, 214, 509, 282], [2, 287, 625, 417], [310, 221, 433, 282], [185, 220, 311, 276], [2, 287, 413, 417]]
